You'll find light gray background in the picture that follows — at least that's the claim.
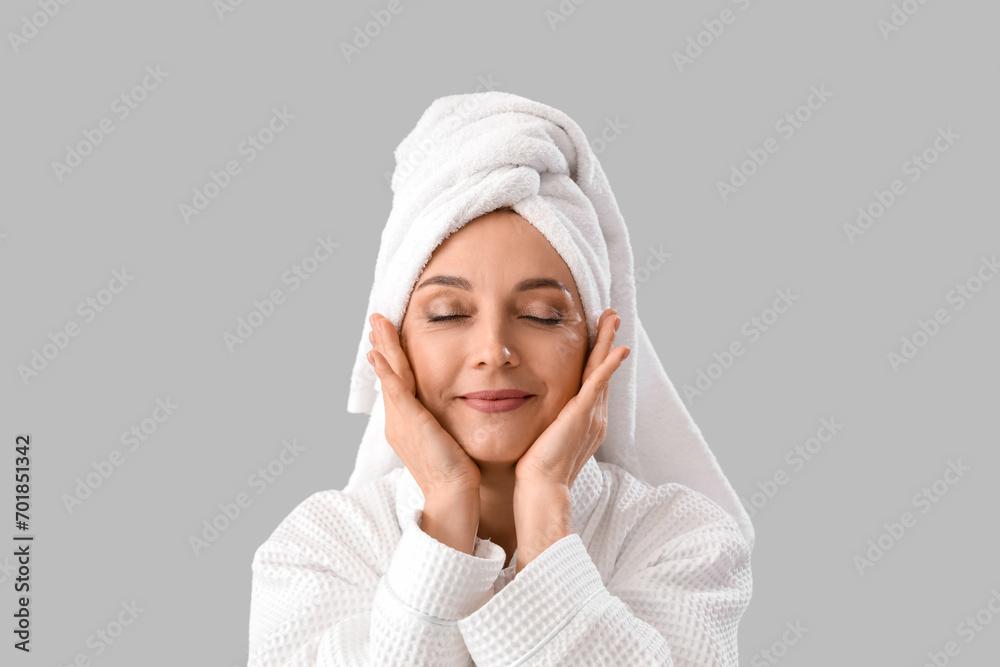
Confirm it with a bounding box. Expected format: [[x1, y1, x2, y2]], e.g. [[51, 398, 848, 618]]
[[2, 1, 998, 665]]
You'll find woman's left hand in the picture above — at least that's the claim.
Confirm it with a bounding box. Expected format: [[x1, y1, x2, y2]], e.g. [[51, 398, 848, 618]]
[[512, 308, 629, 572], [514, 307, 630, 491]]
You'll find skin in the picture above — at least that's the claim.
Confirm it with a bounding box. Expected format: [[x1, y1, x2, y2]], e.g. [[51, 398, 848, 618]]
[[371, 208, 629, 568]]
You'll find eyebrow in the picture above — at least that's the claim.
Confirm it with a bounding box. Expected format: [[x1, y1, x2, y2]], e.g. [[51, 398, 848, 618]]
[[414, 275, 570, 295]]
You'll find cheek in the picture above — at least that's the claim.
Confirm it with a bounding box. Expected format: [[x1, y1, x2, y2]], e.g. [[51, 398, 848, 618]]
[[552, 328, 586, 360], [406, 339, 454, 402], [551, 316, 589, 368], [539, 332, 588, 395]]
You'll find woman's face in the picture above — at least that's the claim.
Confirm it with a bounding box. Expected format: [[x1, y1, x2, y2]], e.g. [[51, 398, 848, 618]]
[[399, 209, 590, 465]]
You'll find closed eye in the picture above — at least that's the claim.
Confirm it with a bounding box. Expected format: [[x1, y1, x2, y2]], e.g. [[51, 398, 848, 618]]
[[426, 315, 562, 325]]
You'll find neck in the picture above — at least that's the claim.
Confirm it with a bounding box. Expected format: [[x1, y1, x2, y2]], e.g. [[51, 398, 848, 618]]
[[475, 460, 518, 566]]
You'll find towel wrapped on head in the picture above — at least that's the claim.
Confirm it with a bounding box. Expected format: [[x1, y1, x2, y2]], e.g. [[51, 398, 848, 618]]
[[345, 91, 754, 550]]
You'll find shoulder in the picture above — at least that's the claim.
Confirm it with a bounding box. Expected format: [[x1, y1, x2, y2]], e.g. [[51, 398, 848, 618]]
[[252, 468, 406, 576]]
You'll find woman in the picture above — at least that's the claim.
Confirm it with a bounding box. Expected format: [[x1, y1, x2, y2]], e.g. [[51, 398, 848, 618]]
[[248, 91, 754, 666]]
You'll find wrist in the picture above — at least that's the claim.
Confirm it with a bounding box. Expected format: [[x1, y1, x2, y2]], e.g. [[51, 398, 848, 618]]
[[421, 493, 481, 556], [513, 483, 573, 573], [513, 477, 572, 509]]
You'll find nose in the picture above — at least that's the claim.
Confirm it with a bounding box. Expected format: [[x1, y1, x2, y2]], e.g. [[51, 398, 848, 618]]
[[468, 314, 518, 368]]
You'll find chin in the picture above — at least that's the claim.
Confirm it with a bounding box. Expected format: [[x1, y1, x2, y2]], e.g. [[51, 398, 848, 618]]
[[456, 425, 533, 463]]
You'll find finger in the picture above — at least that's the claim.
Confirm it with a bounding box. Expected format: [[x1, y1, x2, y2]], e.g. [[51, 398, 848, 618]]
[[582, 309, 614, 382], [369, 348, 425, 421], [371, 314, 416, 393], [581, 343, 629, 406], [582, 309, 619, 386]]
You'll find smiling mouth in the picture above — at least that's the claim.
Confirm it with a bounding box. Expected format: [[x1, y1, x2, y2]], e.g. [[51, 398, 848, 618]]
[[460, 389, 532, 399], [458, 395, 534, 413]]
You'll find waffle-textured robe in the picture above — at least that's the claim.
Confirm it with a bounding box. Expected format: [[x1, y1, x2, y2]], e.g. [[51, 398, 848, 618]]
[[248, 456, 752, 666]]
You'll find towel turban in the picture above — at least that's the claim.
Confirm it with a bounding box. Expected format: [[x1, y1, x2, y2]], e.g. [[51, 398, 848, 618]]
[[344, 91, 754, 550]]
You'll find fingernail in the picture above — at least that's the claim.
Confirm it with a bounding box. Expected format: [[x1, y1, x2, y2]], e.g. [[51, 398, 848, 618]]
[[614, 316, 621, 332], [623, 348, 630, 361]]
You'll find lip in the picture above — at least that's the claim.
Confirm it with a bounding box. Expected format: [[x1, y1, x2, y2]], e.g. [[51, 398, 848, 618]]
[[460, 389, 532, 400], [458, 389, 534, 413], [459, 396, 533, 413]]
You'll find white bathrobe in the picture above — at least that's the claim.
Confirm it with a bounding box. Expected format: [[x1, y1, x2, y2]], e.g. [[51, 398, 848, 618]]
[[247, 456, 751, 666]]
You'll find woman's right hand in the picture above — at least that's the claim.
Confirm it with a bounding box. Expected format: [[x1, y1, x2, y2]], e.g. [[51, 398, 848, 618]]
[[367, 312, 482, 502]]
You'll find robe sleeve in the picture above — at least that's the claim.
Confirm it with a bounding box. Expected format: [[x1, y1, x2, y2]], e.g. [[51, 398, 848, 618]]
[[247, 488, 508, 666], [456, 487, 753, 666]]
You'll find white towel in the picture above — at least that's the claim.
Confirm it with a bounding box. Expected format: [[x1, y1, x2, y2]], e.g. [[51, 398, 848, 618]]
[[344, 91, 754, 550]]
